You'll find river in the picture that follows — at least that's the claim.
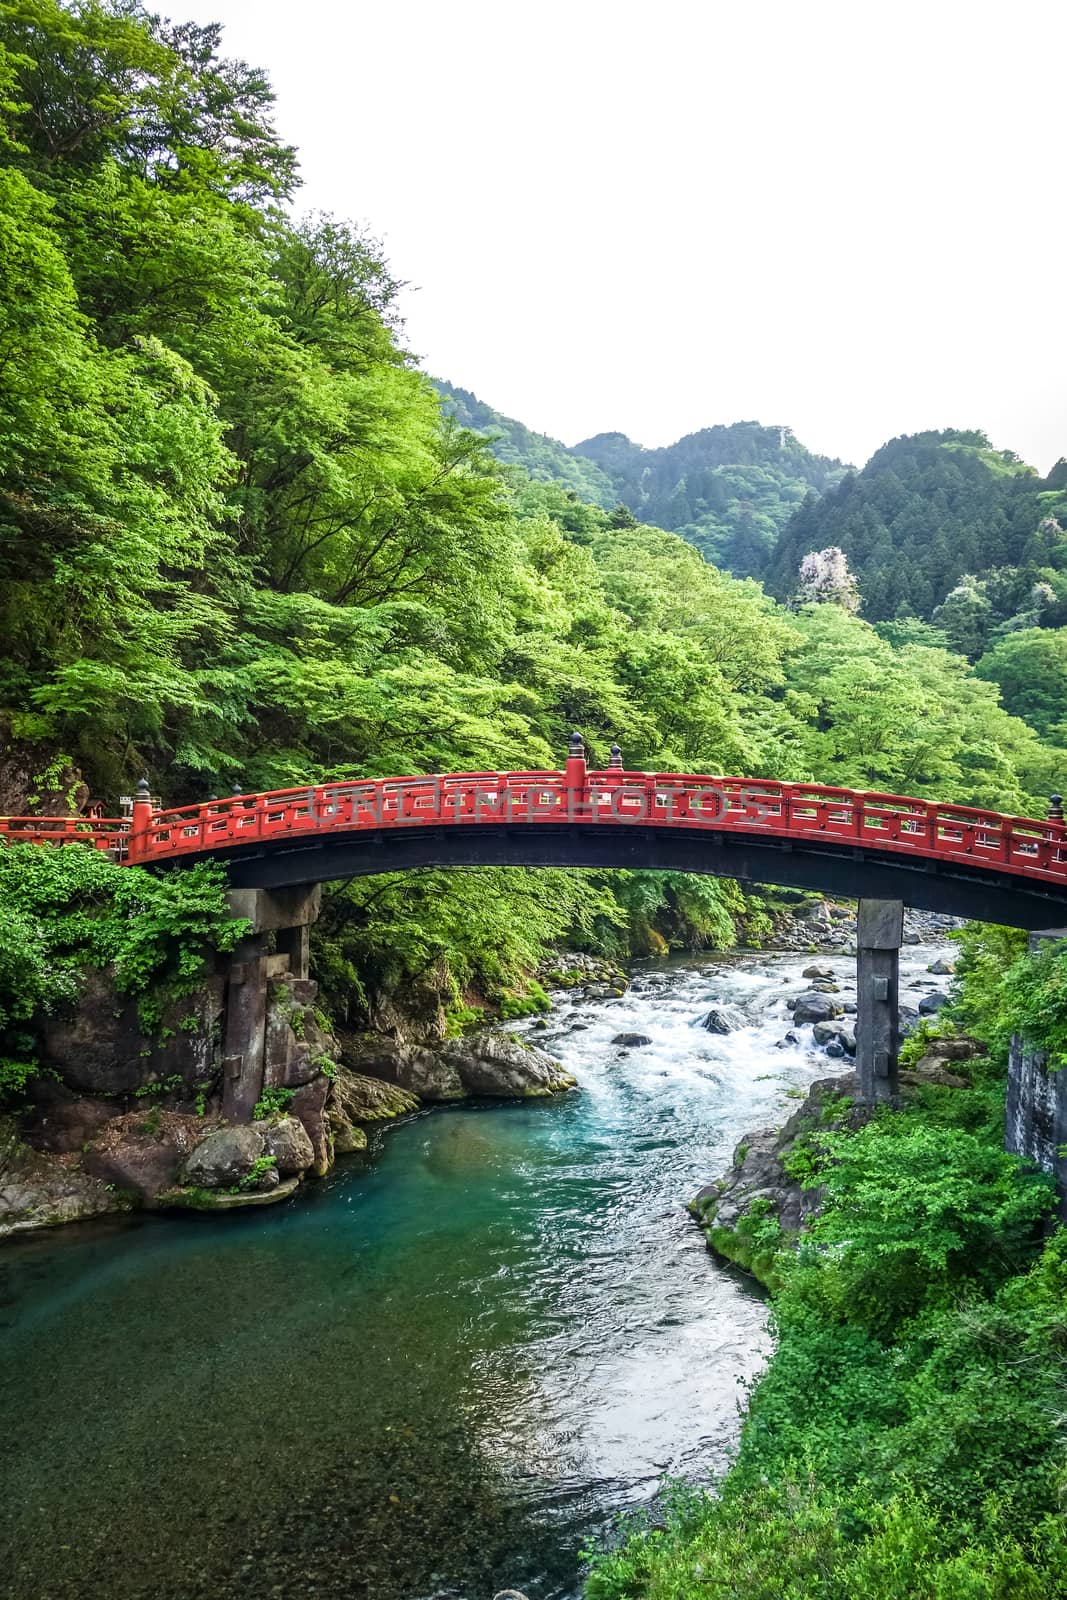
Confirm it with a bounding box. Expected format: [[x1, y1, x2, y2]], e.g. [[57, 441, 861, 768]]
[[0, 940, 949, 1600]]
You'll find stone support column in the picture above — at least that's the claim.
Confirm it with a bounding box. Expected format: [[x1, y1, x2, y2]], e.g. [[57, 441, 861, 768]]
[[855, 898, 903, 1105], [221, 932, 270, 1122], [220, 886, 322, 1122]]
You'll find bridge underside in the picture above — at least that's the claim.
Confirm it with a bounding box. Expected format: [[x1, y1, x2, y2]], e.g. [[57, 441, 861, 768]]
[[188, 824, 1067, 930]]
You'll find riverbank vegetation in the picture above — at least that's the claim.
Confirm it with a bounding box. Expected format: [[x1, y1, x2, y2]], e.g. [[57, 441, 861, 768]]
[[586, 932, 1067, 1598]]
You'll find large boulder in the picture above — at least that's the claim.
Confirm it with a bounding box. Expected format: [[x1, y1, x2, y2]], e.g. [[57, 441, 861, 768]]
[[257, 1115, 315, 1177], [439, 1032, 577, 1098], [183, 1125, 265, 1189], [919, 991, 949, 1016], [42, 968, 224, 1099], [326, 1108, 368, 1154], [331, 1065, 419, 1123], [612, 1033, 653, 1048], [1, 1117, 124, 1239], [342, 1033, 464, 1102], [697, 1005, 748, 1034], [802, 965, 834, 980], [83, 1112, 206, 1199], [928, 957, 956, 976], [792, 991, 843, 1024]]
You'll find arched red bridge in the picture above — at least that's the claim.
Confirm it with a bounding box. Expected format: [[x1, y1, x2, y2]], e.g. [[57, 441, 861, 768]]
[[3, 739, 1067, 929]]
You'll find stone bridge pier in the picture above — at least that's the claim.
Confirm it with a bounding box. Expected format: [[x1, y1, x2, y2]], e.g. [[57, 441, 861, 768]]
[[220, 884, 322, 1123], [855, 897, 903, 1104]]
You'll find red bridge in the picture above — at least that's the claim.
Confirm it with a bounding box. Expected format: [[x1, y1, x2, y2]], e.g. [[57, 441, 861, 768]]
[[3, 738, 1066, 929]]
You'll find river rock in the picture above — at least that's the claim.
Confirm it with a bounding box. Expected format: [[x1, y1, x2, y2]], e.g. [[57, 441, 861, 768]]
[[439, 1033, 577, 1097], [801, 965, 834, 980], [900, 1058, 971, 1089], [924, 1035, 982, 1062], [342, 1033, 464, 1102], [331, 1065, 419, 1123], [918, 991, 949, 1015], [812, 1020, 856, 1055], [928, 957, 956, 975], [258, 1115, 315, 1177], [326, 1108, 368, 1154], [688, 1075, 861, 1267], [792, 991, 843, 1023], [0, 1116, 124, 1239], [612, 1033, 653, 1048], [903, 931, 921, 945], [183, 1125, 265, 1188], [290, 1077, 332, 1175], [697, 1005, 747, 1034]]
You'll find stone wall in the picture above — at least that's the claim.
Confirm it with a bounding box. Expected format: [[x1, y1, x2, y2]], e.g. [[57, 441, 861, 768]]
[[1006, 1035, 1067, 1220]]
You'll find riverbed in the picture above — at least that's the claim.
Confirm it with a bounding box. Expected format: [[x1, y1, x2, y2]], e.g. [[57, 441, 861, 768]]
[[0, 941, 950, 1600]]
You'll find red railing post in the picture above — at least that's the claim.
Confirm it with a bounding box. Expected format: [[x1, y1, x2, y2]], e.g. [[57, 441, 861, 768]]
[[127, 777, 152, 864], [564, 731, 587, 819]]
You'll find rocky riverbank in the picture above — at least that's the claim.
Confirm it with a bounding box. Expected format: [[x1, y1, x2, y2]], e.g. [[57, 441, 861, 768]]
[[689, 1033, 984, 1286], [0, 962, 579, 1240]]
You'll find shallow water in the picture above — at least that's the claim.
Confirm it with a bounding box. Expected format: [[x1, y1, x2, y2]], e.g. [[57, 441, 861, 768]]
[[0, 942, 949, 1600]]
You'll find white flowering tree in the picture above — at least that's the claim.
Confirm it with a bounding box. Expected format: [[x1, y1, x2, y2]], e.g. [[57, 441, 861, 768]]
[[796, 547, 861, 613]]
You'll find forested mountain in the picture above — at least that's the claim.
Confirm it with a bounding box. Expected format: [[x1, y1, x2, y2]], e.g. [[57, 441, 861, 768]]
[[433, 380, 616, 508], [572, 422, 850, 574], [765, 430, 1067, 630], [435, 383, 850, 576]]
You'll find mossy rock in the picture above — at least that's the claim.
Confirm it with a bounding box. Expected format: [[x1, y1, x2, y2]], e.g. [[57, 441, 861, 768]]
[[158, 1176, 301, 1211]]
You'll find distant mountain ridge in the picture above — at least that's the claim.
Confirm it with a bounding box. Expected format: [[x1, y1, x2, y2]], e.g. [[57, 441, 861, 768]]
[[433, 379, 850, 575]]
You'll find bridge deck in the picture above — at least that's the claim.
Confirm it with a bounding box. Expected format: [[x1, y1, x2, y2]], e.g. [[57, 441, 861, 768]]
[[3, 770, 1066, 927]]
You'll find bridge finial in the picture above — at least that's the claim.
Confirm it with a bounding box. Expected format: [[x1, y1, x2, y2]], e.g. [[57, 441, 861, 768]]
[[231, 782, 243, 797], [1050, 793, 1064, 823], [610, 742, 623, 770], [568, 730, 584, 757], [136, 777, 150, 800]]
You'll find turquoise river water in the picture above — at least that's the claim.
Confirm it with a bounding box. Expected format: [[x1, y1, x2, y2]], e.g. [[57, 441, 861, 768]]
[[0, 942, 947, 1600]]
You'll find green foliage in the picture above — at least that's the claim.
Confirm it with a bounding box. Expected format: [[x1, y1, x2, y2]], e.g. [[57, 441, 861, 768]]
[[597, 1067, 1063, 1599], [313, 867, 624, 1028], [253, 1085, 294, 1121], [572, 422, 850, 576], [235, 1154, 276, 1192], [946, 923, 1067, 1065], [784, 1117, 1052, 1336], [0, 841, 244, 1101]]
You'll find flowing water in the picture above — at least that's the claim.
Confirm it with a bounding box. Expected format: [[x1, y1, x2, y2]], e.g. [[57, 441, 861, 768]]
[[0, 941, 949, 1600]]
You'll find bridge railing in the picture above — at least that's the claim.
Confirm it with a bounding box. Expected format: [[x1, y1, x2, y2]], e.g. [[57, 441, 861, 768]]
[[3, 770, 1067, 887], [0, 815, 129, 853]]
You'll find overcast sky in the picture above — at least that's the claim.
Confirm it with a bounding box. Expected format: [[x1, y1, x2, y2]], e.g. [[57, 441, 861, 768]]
[[179, 0, 1066, 472]]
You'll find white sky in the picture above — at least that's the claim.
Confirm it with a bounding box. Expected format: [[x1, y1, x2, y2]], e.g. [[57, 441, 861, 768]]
[[178, 0, 1066, 472]]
